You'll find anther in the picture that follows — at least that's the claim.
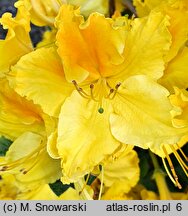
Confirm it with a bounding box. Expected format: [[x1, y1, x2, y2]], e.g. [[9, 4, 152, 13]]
[[0, 166, 8, 171], [110, 89, 114, 93], [115, 82, 121, 89], [162, 145, 182, 189], [72, 80, 77, 85], [90, 84, 94, 89]]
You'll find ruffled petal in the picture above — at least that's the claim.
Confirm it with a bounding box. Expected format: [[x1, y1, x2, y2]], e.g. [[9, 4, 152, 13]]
[[116, 10, 171, 81], [110, 75, 188, 150], [57, 91, 120, 183], [102, 149, 140, 188], [9, 47, 73, 117], [56, 5, 126, 82], [159, 47, 188, 92], [0, 132, 61, 186], [0, 0, 32, 75], [26, 0, 66, 26], [169, 87, 188, 128], [0, 78, 44, 140], [133, 0, 165, 17]]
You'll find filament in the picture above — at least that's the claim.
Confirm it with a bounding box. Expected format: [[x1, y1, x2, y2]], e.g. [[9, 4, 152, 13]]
[[72, 79, 121, 114], [170, 146, 188, 178], [0, 142, 45, 174], [79, 174, 90, 196], [162, 145, 182, 189], [175, 143, 188, 162]]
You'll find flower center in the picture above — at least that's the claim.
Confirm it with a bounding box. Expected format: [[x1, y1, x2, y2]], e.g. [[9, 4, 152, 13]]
[[72, 78, 121, 114]]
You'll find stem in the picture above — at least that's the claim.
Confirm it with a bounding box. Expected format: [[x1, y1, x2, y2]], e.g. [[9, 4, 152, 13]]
[[149, 151, 172, 200]]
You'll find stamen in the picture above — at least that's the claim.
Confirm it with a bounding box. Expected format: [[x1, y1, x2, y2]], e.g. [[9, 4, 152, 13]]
[[162, 146, 182, 189], [72, 80, 121, 114], [115, 82, 121, 89], [110, 82, 121, 99], [162, 158, 177, 186], [90, 84, 98, 102], [79, 174, 90, 196], [72, 80, 90, 99], [57, 0, 63, 6], [170, 146, 188, 178], [20, 149, 44, 175], [0, 142, 45, 174], [175, 143, 188, 162], [0, 166, 8, 171], [105, 88, 114, 99]]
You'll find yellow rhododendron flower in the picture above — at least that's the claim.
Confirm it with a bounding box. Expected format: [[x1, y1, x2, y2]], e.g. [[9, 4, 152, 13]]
[[102, 147, 139, 188], [134, 0, 188, 92], [0, 78, 44, 140], [101, 148, 140, 200], [0, 173, 59, 200], [26, 0, 109, 26], [0, 0, 33, 76], [0, 132, 61, 187], [9, 5, 188, 184], [170, 87, 188, 128], [24, 0, 66, 26]]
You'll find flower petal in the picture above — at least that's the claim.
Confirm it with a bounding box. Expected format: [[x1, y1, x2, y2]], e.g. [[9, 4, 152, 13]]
[[0, 0, 32, 75], [117, 10, 171, 81], [110, 75, 188, 150], [9, 47, 73, 117], [1, 132, 61, 186], [57, 91, 120, 183], [159, 47, 188, 92], [0, 78, 44, 140], [56, 5, 126, 82], [102, 149, 140, 188]]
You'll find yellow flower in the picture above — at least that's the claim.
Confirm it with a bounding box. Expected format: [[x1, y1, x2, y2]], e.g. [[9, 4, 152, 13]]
[[101, 148, 140, 200], [133, 0, 166, 17], [24, 0, 66, 26], [0, 78, 44, 140], [132, 0, 188, 188], [9, 5, 187, 183], [0, 173, 59, 200], [0, 0, 33, 76], [134, 0, 188, 92], [25, 0, 109, 27], [170, 87, 188, 128], [102, 147, 139, 188], [0, 132, 61, 187]]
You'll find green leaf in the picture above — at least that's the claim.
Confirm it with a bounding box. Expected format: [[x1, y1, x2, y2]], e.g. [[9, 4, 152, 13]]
[[0, 136, 12, 156], [49, 179, 74, 196]]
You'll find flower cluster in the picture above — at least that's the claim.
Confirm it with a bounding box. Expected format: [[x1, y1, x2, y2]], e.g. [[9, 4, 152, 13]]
[[0, 0, 187, 200]]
